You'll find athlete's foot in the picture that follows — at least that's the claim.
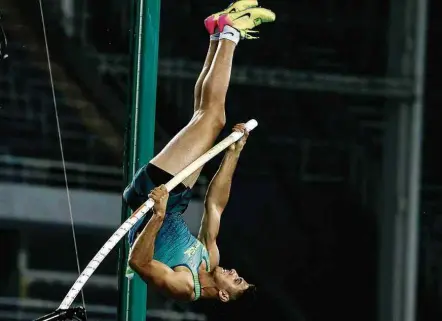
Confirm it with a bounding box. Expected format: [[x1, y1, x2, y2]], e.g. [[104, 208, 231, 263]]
[[204, 0, 259, 35], [218, 7, 276, 40]]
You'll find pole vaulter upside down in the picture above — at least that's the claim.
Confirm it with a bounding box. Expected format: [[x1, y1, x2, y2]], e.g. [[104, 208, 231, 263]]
[[35, 1, 275, 319]]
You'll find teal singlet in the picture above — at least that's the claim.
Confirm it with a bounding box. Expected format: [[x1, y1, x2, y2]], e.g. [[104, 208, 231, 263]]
[[131, 212, 211, 301]]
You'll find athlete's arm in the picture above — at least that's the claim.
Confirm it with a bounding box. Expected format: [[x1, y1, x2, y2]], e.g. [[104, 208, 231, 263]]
[[198, 124, 249, 266], [129, 185, 194, 300]]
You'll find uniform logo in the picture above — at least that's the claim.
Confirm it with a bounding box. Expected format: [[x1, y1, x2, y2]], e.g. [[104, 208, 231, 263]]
[[184, 242, 201, 257]]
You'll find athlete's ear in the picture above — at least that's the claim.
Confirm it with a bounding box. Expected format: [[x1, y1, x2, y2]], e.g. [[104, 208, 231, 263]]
[[218, 290, 230, 303]]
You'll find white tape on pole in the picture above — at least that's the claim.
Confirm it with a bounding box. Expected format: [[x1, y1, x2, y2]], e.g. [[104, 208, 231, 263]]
[[58, 119, 258, 310]]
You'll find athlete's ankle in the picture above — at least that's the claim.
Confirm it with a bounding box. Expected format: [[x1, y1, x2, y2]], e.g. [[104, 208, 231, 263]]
[[210, 33, 220, 41], [209, 26, 220, 41], [219, 25, 240, 45]]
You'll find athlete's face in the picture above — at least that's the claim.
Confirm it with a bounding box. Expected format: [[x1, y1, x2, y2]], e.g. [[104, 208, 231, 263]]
[[214, 266, 250, 302]]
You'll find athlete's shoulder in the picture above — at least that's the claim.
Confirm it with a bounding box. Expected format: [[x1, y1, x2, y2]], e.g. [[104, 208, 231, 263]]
[[170, 268, 197, 301]]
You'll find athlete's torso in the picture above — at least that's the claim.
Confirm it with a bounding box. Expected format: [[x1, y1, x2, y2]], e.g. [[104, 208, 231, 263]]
[[154, 212, 211, 300]]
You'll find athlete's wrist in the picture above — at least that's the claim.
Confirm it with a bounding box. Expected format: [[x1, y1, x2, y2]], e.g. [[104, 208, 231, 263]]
[[226, 148, 241, 157], [152, 211, 166, 220]]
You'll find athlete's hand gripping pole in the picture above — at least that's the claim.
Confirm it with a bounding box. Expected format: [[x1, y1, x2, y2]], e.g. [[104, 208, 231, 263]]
[[57, 119, 258, 310]]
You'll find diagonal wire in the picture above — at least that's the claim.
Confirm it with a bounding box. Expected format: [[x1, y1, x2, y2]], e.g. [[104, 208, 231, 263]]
[[37, 0, 86, 309]]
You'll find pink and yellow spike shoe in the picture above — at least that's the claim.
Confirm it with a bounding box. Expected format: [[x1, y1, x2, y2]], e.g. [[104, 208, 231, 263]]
[[218, 7, 276, 40], [204, 0, 259, 35]]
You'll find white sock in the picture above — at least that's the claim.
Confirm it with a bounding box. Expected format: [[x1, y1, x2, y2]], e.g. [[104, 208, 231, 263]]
[[210, 33, 220, 41], [220, 25, 240, 45]]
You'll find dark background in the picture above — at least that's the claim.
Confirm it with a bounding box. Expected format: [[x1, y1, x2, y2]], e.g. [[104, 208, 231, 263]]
[[0, 0, 440, 320]]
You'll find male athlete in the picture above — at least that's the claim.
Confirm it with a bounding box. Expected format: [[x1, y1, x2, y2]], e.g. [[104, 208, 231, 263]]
[[125, 1, 275, 303]]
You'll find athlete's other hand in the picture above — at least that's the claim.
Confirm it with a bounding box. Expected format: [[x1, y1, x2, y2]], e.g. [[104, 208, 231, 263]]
[[149, 185, 169, 216], [229, 123, 249, 153]]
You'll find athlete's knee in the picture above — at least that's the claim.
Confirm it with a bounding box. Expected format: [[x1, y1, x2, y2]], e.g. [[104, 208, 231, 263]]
[[215, 111, 227, 129], [193, 109, 226, 131]]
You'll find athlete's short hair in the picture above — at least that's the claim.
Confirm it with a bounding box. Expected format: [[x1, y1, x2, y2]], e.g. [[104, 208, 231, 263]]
[[237, 284, 257, 302]]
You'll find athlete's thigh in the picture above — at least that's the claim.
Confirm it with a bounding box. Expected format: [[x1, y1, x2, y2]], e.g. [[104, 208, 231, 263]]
[[181, 167, 203, 188], [150, 111, 223, 176]]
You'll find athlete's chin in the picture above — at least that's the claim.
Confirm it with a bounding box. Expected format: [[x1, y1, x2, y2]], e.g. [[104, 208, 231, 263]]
[[215, 266, 224, 276]]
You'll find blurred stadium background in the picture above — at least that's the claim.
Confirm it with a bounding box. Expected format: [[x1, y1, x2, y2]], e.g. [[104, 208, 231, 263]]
[[0, 0, 441, 320]]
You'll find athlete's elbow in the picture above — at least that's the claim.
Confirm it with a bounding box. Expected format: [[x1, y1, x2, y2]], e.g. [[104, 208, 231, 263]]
[[204, 198, 226, 214], [129, 259, 154, 283], [129, 257, 151, 279], [128, 255, 139, 271], [203, 231, 218, 244], [128, 253, 148, 273]]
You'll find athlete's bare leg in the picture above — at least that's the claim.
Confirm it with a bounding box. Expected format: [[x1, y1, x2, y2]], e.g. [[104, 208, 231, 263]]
[[181, 39, 219, 187], [194, 40, 219, 113], [150, 39, 237, 185]]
